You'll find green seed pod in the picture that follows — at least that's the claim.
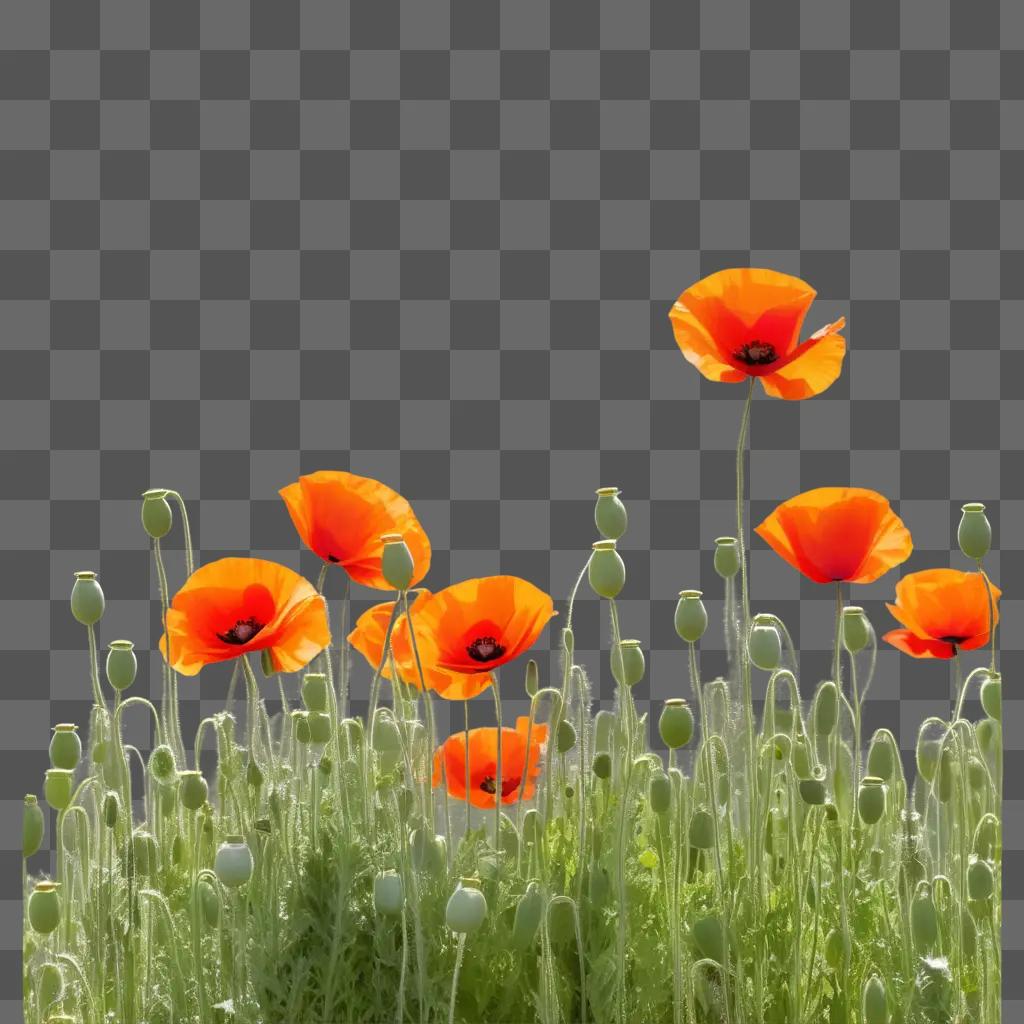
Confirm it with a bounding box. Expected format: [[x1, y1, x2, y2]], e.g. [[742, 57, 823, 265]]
[[649, 770, 672, 815], [105, 640, 138, 692], [867, 732, 894, 781], [308, 711, 332, 745], [824, 928, 848, 969], [525, 658, 539, 698], [592, 752, 611, 780], [512, 881, 544, 949], [23, 795, 44, 858], [747, 618, 782, 671], [37, 961, 63, 1007], [713, 537, 740, 579], [594, 486, 628, 541], [799, 779, 826, 806], [813, 681, 838, 736], [246, 757, 264, 790], [916, 737, 941, 783], [556, 719, 577, 754], [446, 880, 487, 933], [594, 710, 614, 753], [611, 639, 645, 687], [103, 791, 120, 829], [49, 724, 81, 771], [373, 869, 405, 916], [589, 540, 626, 599], [179, 771, 208, 812], [215, 836, 253, 888], [44, 769, 74, 812], [674, 590, 708, 643], [862, 975, 887, 1024], [842, 606, 871, 654], [910, 887, 938, 952], [293, 711, 312, 745], [28, 882, 60, 935], [301, 672, 328, 712], [689, 809, 715, 849], [958, 502, 991, 561], [132, 831, 157, 876], [975, 717, 999, 755], [692, 916, 724, 964], [70, 571, 104, 626], [199, 879, 220, 927], [791, 737, 812, 780], [381, 535, 415, 591], [659, 699, 694, 750], [973, 814, 999, 859], [967, 858, 994, 901], [980, 675, 1001, 721], [141, 488, 173, 540], [858, 777, 886, 826]]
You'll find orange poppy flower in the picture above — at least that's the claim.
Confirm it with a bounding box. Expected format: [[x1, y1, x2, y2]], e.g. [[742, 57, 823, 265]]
[[754, 487, 912, 585], [668, 267, 846, 400], [279, 470, 431, 590], [348, 592, 494, 700], [160, 557, 330, 676], [401, 576, 556, 677], [883, 568, 1001, 660], [432, 716, 550, 809]]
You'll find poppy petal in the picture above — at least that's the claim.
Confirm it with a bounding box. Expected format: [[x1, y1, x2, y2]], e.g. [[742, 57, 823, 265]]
[[668, 303, 749, 384], [759, 321, 846, 401], [882, 629, 956, 660]]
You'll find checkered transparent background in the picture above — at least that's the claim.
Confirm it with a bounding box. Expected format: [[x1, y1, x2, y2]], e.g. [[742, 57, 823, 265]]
[[1, 0, 1022, 1016]]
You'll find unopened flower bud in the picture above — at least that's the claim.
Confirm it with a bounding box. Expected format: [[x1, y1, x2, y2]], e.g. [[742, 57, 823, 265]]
[[799, 779, 826, 806], [867, 732, 894, 780], [141, 488, 173, 540], [246, 757, 264, 789], [308, 711, 332, 745], [301, 672, 328, 712], [958, 502, 992, 561], [842, 607, 870, 654], [70, 571, 104, 626], [674, 590, 708, 643], [689, 809, 715, 849], [862, 975, 887, 1024], [23, 795, 44, 858], [293, 710, 312, 745], [814, 681, 839, 736], [611, 639, 645, 687], [592, 752, 611, 780], [659, 699, 694, 749], [512, 880, 544, 949], [589, 540, 625, 599], [105, 640, 138, 692], [593, 710, 614, 753], [103, 791, 120, 829], [179, 770, 208, 812], [556, 719, 577, 754], [149, 744, 177, 784], [981, 673, 1001, 721], [594, 486, 628, 540], [381, 534, 415, 591], [36, 961, 64, 1007], [713, 536, 740, 579], [525, 658, 539, 698], [49, 724, 81, 771], [910, 886, 938, 951], [649, 770, 672, 814]]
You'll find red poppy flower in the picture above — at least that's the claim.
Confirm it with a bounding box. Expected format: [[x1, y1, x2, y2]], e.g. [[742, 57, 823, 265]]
[[754, 487, 913, 584], [279, 470, 431, 590], [669, 267, 846, 400], [160, 558, 330, 676], [432, 716, 549, 809], [883, 568, 1001, 660]]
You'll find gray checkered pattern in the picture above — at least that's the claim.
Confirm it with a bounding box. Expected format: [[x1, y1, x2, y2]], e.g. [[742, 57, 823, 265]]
[[2, 0, 1022, 1015]]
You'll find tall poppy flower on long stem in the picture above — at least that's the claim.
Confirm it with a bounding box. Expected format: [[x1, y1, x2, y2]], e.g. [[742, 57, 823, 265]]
[[432, 717, 549, 809], [279, 470, 431, 590], [159, 557, 330, 676], [668, 267, 846, 401], [754, 487, 913, 585]]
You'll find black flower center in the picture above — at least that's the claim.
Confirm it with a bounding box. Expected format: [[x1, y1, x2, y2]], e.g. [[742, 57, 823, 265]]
[[479, 774, 521, 797], [734, 340, 778, 366], [217, 616, 265, 645], [466, 636, 505, 663], [327, 554, 340, 563], [939, 635, 967, 645]]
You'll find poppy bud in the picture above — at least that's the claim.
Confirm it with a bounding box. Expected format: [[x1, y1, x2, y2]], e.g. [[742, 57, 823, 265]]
[[28, 882, 60, 935], [199, 879, 220, 927], [747, 616, 782, 671], [981, 674, 1001, 721], [37, 961, 64, 1007], [967, 858, 994, 901], [149, 744, 177, 785], [512, 881, 544, 949], [49, 724, 82, 771], [689, 809, 715, 849], [556, 719, 577, 754], [103, 639, 138, 693], [910, 886, 938, 951], [410, 828, 446, 875], [70, 571, 104, 626], [915, 735, 942, 784], [141, 488, 173, 540], [692, 915, 724, 964], [372, 711, 403, 772], [594, 486, 628, 541], [936, 748, 955, 803], [973, 813, 999, 859], [301, 672, 328, 712], [659, 699, 694, 749], [611, 639, 645, 687], [867, 732, 894, 781], [958, 502, 992, 561], [862, 974, 887, 1024], [824, 928, 848, 969], [589, 540, 625, 599], [674, 590, 708, 644], [842, 607, 870, 654], [446, 879, 487, 934], [44, 769, 74, 812], [592, 752, 611, 780], [308, 711, 332, 745], [799, 779, 826, 806], [813, 681, 838, 736], [133, 830, 157, 876], [293, 711, 312, 745], [246, 757, 264, 790], [858, 777, 886, 825], [179, 771, 208, 812], [379, 534, 414, 591], [975, 717, 999, 756], [713, 536, 740, 579], [649, 770, 672, 815], [214, 836, 253, 888], [374, 869, 405, 916], [525, 658, 539, 697], [521, 808, 543, 847], [593, 710, 614, 753], [23, 795, 44, 858], [103, 791, 120, 829]]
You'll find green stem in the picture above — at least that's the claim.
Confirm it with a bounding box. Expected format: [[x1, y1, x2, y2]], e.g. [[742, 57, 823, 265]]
[[464, 698, 472, 841], [448, 933, 467, 1024], [167, 489, 194, 578], [492, 674, 503, 852], [86, 624, 107, 713]]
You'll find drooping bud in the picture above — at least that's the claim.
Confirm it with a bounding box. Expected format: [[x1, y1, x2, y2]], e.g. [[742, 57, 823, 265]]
[[648, 770, 671, 815], [674, 589, 708, 644], [813, 681, 838, 736], [658, 699, 694, 749], [512, 880, 544, 949], [688, 809, 715, 849], [103, 791, 120, 829], [967, 858, 994, 901], [178, 771, 209, 812], [36, 961, 64, 1007], [525, 658, 539, 697], [23, 795, 44, 858], [105, 640, 138, 692], [307, 711, 332, 745], [862, 975, 887, 1024], [867, 731, 895, 781], [713, 536, 740, 579], [841, 606, 871, 654], [70, 571, 104, 626], [910, 885, 938, 952], [381, 534, 415, 591], [556, 719, 577, 754], [293, 710, 312, 745], [958, 502, 992, 561], [747, 615, 782, 671], [149, 744, 177, 785], [611, 639, 645, 687], [799, 778, 826, 805], [49, 724, 82, 771], [594, 486, 628, 541], [593, 710, 614, 753], [916, 736, 941, 784], [980, 673, 1001, 721], [589, 540, 625, 599], [858, 776, 886, 825], [141, 488, 173, 540], [592, 752, 611, 780]]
